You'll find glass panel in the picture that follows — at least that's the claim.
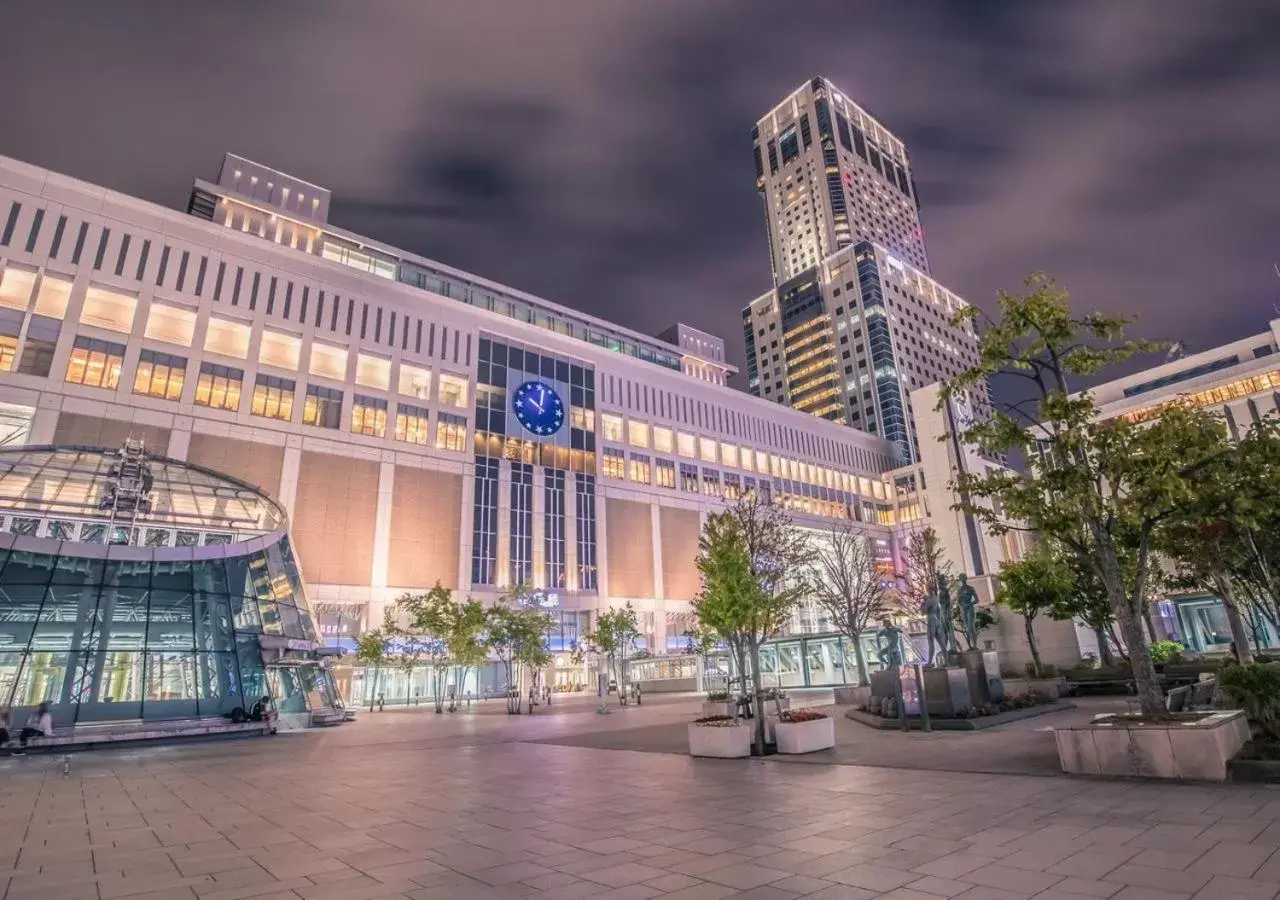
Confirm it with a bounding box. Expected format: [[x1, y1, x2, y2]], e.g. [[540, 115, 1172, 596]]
[[194, 593, 236, 652], [0, 583, 44, 650], [32, 584, 97, 651], [806, 637, 846, 686], [1, 551, 57, 585], [143, 651, 199, 719], [5, 650, 73, 722], [145, 590, 195, 650], [230, 594, 262, 633], [192, 559, 229, 594], [151, 561, 192, 592], [77, 650, 146, 721], [197, 652, 245, 717], [51, 555, 103, 586], [258, 598, 283, 635], [269, 666, 310, 714]]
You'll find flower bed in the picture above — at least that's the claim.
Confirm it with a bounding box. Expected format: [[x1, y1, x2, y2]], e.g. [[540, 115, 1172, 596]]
[[775, 709, 834, 754], [688, 716, 752, 758]]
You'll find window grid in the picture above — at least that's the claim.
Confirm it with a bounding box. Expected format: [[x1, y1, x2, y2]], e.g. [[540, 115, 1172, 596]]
[[194, 363, 243, 412], [350, 394, 388, 437], [65, 336, 125, 389], [133, 349, 187, 401], [575, 474, 597, 591], [250, 375, 295, 421], [435, 412, 467, 453], [509, 462, 534, 587], [471, 457, 499, 585], [544, 470, 566, 590], [303, 385, 344, 430], [394, 403, 430, 445]]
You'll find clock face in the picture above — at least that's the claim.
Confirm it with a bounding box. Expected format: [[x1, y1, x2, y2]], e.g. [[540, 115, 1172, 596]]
[[511, 380, 565, 436]]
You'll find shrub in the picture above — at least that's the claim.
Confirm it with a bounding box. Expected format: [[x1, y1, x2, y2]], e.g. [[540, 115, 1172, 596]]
[[1148, 640, 1186, 666], [1220, 662, 1280, 742], [1024, 661, 1059, 678], [693, 715, 739, 726], [705, 690, 729, 701]]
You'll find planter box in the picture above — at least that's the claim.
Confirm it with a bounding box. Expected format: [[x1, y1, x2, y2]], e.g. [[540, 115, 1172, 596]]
[[701, 701, 733, 718], [1004, 676, 1067, 700], [1055, 710, 1249, 781], [775, 716, 835, 754], [833, 685, 871, 707], [687, 722, 752, 758], [846, 700, 1074, 731]]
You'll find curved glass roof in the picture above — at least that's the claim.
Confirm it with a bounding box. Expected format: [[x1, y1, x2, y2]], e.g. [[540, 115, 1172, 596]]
[[0, 445, 285, 538]]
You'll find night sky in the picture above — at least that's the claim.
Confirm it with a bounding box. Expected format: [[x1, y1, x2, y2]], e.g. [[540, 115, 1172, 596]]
[[2, 1, 1279, 389]]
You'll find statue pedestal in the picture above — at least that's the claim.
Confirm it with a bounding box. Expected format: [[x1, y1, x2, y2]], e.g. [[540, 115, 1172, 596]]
[[869, 668, 901, 712], [921, 667, 971, 717], [961, 649, 1005, 706]]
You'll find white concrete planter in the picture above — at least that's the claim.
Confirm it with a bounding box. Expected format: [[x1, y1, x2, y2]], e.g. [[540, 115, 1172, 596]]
[[687, 722, 752, 758], [1004, 677, 1066, 700], [775, 716, 836, 754], [1055, 710, 1249, 781], [701, 701, 733, 718], [833, 685, 871, 707]]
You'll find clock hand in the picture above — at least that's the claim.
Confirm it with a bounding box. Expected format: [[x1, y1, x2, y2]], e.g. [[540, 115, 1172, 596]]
[[527, 394, 544, 413]]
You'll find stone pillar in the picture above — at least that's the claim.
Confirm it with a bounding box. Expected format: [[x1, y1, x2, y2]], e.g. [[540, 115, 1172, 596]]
[[29, 401, 59, 445], [371, 457, 395, 589], [531, 467, 545, 590], [496, 460, 512, 589], [595, 491, 609, 598], [564, 473, 578, 591], [457, 465, 476, 593], [278, 439, 302, 520], [650, 503, 666, 655], [165, 417, 192, 461]]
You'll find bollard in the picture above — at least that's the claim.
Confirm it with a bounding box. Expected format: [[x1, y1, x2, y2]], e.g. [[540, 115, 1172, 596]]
[[62, 754, 72, 778]]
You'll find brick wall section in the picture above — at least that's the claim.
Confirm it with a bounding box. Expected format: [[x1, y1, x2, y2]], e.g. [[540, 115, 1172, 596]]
[[604, 498, 654, 599], [292, 450, 377, 586], [388, 466, 463, 590]]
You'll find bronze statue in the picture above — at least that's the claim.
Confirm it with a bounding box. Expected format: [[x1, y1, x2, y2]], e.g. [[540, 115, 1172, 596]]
[[924, 586, 948, 666], [874, 617, 904, 669], [957, 573, 979, 651]]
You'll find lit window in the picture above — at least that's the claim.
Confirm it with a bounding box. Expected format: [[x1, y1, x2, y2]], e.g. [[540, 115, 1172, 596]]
[[655, 459, 676, 489], [438, 372, 469, 409], [351, 394, 387, 437], [601, 413, 624, 443], [302, 385, 343, 429], [355, 353, 390, 391], [309, 342, 348, 381], [33, 276, 72, 319], [702, 470, 722, 497], [80, 286, 137, 333], [677, 432, 696, 458], [680, 463, 699, 492], [0, 267, 36, 311], [0, 335, 18, 372], [740, 447, 753, 469], [194, 363, 243, 412], [133, 349, 186, 401], [250, 375, 295, 421], [720, 443, 738, 467], [602, 447, 626, 479], [628, 420, 650, 448], [395, 403, 430, 445], [65, 336, 125, 389], [699, 437, 717, 463], [259, 329, 301, 371], [143, 303, 196, 347], [205, 317, 252, 359], [397, 363, 432, 400], [435, 412, 467, 452], [570, 406, 595, 431], [653, 426, 673, 453], [630, 453, 651, 484]]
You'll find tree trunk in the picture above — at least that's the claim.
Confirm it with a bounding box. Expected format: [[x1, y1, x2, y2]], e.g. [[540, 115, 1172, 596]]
[[1093, 627, 1114, 666], [852, 635, 870, 685], [1110, 589, 1164, 717], [748, 641, 767, 756], [1213, 573, 1255, 663], [1024, 614, 1042, 678], [1141, 605, 1160, 643]]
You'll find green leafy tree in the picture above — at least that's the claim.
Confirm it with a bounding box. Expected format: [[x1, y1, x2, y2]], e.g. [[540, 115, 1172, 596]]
[[1159, 521, 1255, 662], [995, 543, 1074, 677], [449, 596, 489, 710], [397, 584, 458, 712], [484, 585, 552, 714], [810, 521, 896, 685], [693, 494, 812, 754], [353, 623, 389, 710], [943, 273, 1229, 717], [582, 602, 641, 705]]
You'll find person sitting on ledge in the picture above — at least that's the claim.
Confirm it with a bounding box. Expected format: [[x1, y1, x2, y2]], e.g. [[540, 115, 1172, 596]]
[[12, 702, 53, 755]]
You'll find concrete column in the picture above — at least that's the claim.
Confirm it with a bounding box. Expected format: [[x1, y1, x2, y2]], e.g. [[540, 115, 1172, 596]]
[[165, 417, 192, 461], [278, 440, 302, 520], [564, 473, 578, 591], [531, 466, 545, 590], [29, 402, 59, 444], [496, 460, 512, 589], [650, 503, 665, 654], [594, 490, 609, 598], [371, 458, 395, 589], [457, 466, 476, 592]]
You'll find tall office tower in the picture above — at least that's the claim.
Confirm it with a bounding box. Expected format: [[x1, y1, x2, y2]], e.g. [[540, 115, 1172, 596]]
[[743, 242, 982, 464], [752, 77, 928, 286]]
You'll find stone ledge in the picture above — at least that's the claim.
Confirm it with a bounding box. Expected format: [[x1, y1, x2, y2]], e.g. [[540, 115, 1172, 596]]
[[1228, 757, 1280, 783], [845, 700, 1076, 731]]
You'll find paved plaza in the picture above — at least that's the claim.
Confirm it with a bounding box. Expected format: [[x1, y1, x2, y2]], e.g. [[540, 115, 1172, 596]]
[[3, 695, 1280, 900]]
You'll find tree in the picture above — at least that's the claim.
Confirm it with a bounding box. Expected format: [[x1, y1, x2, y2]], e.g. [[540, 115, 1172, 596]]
[[1159, 521, 1255, 662], [448, 596, 488, 710], [943, 273, 1229, 717], [397, 584, 457, 712], [809, 521, 895, 685], [484, 585, 552, 714], [995, 543, 1074, 676], [582, 602, 641, 706], [353, 624, 389, 710], [693, 494, 812, 755], [900, 527, 952, 616]]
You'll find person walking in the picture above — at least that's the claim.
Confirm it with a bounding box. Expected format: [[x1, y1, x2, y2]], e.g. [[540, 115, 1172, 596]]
[[14, 701, 53, 754]]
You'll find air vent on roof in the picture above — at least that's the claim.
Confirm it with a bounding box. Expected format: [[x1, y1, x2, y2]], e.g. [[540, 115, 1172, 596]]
[[186, 189, 218, 222]]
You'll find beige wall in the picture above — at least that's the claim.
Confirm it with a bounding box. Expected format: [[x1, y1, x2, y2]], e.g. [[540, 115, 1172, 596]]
[[388, 466, 463, 591], [186, 433, 284, 501], [605, 498, 654, 599], [659, 506, 700, 601], [292, 450, 378, 586], [53, 412, 170, 454]]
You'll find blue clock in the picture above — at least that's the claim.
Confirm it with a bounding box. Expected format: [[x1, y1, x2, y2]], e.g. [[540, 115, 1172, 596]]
[[511, 380, 565, 436]]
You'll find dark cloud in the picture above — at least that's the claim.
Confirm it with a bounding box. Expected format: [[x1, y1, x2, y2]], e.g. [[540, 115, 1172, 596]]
[[1, 0, 1278, 390]]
